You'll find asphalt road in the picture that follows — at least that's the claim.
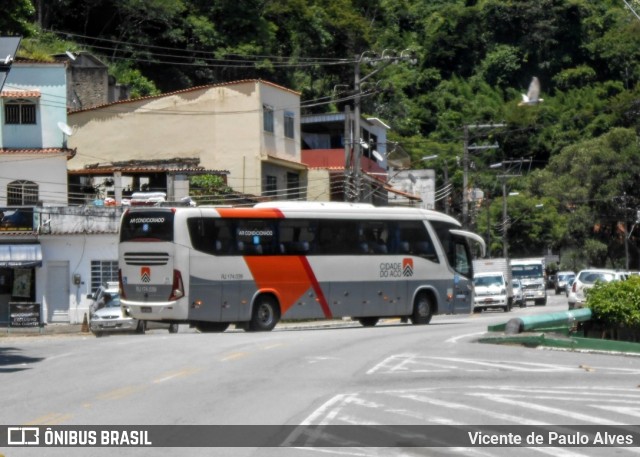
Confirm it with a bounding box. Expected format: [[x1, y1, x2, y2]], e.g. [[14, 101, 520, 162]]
[[2, 292, 639, 457]]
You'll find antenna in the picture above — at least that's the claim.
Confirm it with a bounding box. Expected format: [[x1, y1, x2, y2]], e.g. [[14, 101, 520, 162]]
[[57, 121, 74, 136], [57, 122, 75, 148]]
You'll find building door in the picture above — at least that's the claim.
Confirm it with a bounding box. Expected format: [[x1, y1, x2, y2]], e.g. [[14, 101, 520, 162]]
[[47, 261, 70, 322]]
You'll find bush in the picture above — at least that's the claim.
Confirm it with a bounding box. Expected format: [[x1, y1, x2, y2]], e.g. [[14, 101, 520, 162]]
[[586, 276, 640, 329]]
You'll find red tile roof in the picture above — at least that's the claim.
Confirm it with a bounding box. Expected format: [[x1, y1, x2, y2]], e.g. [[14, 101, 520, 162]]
[[1, 90, 41, 98], [0, 148, 76, 160]]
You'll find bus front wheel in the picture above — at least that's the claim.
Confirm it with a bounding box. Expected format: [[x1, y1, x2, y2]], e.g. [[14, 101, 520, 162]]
[[411, 293, 433, 325], [249, 295, 280, 331]]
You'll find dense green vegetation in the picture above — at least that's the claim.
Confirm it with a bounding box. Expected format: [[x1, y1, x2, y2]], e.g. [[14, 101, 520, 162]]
[[587, 275, 640, 339], [3, 0, 640, 268]]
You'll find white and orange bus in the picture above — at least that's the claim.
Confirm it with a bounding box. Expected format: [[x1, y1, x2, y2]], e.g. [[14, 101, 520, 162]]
[[118, 202, 485, 332]]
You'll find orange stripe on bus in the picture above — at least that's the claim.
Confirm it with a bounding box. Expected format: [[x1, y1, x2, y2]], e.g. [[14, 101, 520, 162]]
[[216, 208, 284, 219], [243, 256, 332, 318]]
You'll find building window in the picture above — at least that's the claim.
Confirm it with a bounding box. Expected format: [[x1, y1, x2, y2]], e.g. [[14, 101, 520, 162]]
[[265, 175, 277, 197], [5, 99, 36, 125], [90, 260, 118, 294], [7, 180, 38, 206], [284, 111, 295, 139], [287, 173, 300, 200], [263, 104, 274, 133]]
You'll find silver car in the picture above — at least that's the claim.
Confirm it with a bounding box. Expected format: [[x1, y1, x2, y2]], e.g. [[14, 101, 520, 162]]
[[90, 291, 179, 337], [570, 269, 628, 309], [512, 279, 525, 308]]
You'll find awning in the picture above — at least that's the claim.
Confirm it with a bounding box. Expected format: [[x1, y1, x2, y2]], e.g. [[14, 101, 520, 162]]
[[0, 244, 42, 268]]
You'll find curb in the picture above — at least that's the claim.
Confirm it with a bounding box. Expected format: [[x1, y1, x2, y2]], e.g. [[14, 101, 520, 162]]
[[478, 331, 640, 355], [0, 319, 362, 338]]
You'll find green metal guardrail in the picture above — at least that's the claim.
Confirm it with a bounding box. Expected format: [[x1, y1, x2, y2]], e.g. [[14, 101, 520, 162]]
[[488, 308, 592, 334]]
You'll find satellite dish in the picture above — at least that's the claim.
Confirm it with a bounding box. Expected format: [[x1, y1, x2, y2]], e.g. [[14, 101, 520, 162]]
[[372, 150, 384, 162], [65, 51, 77, 61], [57, 121, 74, 136]]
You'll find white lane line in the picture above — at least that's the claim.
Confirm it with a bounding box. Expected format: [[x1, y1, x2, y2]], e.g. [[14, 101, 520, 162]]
[[430, 356, 573, 372], [445, 332, 485, 343], [366, 354, 459, 375], [470, 393, 624, 425], [392, 393, 589, 457], [589, 405, 640, 418]]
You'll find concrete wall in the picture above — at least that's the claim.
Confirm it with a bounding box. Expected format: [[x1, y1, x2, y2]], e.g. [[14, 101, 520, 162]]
[[0, 154, 69, 206], [1, 62, 67, 149], [38, 233, 119, 324]]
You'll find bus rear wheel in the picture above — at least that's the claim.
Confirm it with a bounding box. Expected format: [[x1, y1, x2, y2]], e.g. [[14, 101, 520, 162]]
[[410, 292, 433, 325], [358, 317, 379, 327], [249, 295, 280, 331], [195, 322, 229, 333]]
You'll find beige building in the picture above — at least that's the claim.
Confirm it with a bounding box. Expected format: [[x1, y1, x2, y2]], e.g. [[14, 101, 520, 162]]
[[67, 80, 307, 201]]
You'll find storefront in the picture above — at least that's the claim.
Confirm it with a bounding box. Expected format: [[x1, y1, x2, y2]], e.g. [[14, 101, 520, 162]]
[[0, 243, 42, 323]]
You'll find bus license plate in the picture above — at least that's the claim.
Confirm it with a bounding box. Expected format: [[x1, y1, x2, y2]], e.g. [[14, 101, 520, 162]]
[[141, 307, 152, 313]]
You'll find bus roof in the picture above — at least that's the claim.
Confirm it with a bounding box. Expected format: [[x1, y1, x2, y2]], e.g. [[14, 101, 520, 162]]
[[124, 203, 463, 226]]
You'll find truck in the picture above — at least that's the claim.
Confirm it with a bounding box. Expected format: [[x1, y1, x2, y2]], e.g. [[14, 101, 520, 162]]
[[472, 258, 513, 312], [510, 257, 547, 306]]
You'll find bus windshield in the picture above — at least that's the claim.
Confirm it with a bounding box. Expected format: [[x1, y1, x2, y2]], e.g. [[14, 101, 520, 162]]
[[120, 210, 175, 242]]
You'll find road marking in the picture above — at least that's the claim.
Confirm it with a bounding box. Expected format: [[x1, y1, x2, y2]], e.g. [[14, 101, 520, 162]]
[[470, 393, 624, 425], [221, 352, 249, 361], [589, 405, 640, 418], [96, 385, 143, 401], [25, 412, 73, 425], [445, 331, 485, 343], [262, 343, 284, 350], [153, 367, 200, 384]]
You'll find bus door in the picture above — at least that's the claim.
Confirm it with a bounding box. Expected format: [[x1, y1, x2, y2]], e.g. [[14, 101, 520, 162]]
[[449, 230, 485, 314]]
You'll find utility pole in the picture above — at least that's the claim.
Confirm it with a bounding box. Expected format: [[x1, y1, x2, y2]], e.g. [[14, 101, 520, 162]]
[[346, 50, 417, 202], [490, 159, 530, 260], [461, 123, 505, 228], [501, 177, 509, 259]]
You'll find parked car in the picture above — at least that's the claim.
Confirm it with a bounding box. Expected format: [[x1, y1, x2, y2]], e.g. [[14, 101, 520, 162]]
[[88, 281, 119, 314], [512, 279, 525, 308], [554, 271, 575, 295], [570, 269, 628, 309], [565, 277, 574, 297], [89, 283, 179, 336]]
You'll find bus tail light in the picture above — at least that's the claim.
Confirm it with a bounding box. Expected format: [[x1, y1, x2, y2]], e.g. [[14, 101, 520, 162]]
[[169, 269, 184, 301]]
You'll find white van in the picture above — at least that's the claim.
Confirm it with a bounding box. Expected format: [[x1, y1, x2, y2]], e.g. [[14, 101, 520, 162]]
[[473, 272, 510, 312]]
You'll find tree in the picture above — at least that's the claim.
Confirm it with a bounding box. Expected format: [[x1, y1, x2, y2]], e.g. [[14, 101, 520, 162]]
[[529, 128, 640, 267], [1, 0, 36, 36]]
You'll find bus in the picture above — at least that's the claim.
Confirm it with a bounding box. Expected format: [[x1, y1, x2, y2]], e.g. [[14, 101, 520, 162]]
[[118, 202, 485, 332]]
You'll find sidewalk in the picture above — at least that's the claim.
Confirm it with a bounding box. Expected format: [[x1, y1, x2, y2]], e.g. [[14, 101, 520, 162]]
[[0, 318, 362, 338], [0, 323, 85, 337]]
